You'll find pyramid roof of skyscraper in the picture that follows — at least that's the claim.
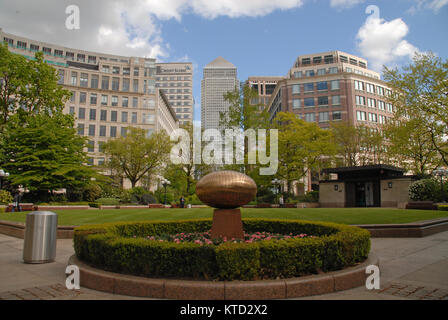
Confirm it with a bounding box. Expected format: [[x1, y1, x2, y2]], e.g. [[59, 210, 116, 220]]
[[204, 56, 236, 69]]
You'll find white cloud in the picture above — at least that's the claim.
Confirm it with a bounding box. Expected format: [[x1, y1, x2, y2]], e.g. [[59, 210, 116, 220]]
[[356, 16, 420, 71], [329, 0, 365, 9], [407, 0, 448, 14], [0, 0, 305, 60]]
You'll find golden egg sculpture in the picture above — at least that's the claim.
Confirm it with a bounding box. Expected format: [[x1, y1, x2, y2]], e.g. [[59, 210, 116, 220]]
[[196, 171, 257, 209]]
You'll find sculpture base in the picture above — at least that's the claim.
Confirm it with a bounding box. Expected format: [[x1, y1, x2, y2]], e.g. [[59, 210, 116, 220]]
[[211, 209, 244, 240]]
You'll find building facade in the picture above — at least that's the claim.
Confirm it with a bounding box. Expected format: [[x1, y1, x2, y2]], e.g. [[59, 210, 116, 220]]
[[201, 57, 239, 130], [1, 29, 179, 168], [267, 51, 394, 129], [155, 62, 193, 125], [245, 76, 284, 109]]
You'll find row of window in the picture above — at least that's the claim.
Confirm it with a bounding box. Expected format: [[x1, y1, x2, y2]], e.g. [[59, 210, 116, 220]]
[[292, 67, 339, 79], [355, 96, 394, 112], [354, 80, 391, 96], [160, 88, 191, 94], [69, 92, 156, 109], [299, 111, 342, 122], [156, 82, 192, 88], [71, 108, 146, 123], [156, 76, 191, 81], [292, 95, 342, 109], [291, 80, 340, 94], [101, 65, 155, 77], [77, 118, 155, 138], [356, 111, 388, 124]]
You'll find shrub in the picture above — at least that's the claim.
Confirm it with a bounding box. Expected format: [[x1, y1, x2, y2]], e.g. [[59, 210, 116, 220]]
[[95, 197, 120, 205], [0, 190, 13, 205], [298, 191, 319, 203], [74, 219, 370, 281], [438, 205, 448, 211], [139, 193, 157, 205], [187, 194, 203, 205], [408, 179, 438, 201], [83, 184, 102, 202]]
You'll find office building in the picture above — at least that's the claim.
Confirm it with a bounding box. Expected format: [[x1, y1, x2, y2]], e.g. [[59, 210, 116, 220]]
[[246, 76, 284, 109]]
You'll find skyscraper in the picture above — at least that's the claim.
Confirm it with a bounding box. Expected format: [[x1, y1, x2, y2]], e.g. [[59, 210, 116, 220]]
[[201, 57, 239, 130]]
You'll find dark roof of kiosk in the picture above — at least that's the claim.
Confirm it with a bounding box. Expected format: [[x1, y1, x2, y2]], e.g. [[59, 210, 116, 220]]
[[322, 164, 405, 174]]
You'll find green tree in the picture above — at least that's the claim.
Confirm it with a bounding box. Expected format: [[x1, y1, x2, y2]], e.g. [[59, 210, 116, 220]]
[[272, 112, 337, 195], [0, 113, 97, 201], [0, 43, 71, 132], [102, 127, 172, 188], [383, 52, 448, 166]]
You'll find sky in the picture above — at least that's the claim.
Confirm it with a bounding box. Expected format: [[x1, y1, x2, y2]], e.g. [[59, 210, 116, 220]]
[[0, 0, 447, 122]]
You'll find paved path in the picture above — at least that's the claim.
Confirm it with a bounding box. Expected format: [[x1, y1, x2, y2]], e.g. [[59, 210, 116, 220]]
[[0, 231, 447, 300]]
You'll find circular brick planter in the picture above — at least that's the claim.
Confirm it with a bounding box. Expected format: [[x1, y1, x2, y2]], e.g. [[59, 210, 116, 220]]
[[68, 253, 379, 300]]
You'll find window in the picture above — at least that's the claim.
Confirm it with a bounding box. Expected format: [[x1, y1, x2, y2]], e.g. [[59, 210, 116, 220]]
[[317, 68, 326, 76], [70, 91, 76, 103], [90, 93, 97, 105], [304, 83, 314, 92], [101, 76, 109, 90], [43, 47, 51, 54], [89, 109, 96, 120], [122, 78, 130, 92], [66, 52, 75, 61], [143, 98, 155, 109], [366, 83, 375, 94], [110, 126, 117, 137], [355, 96, 366, 106], [379, 115, 386, 124], [111, 96, 118, 107], [377, 86, 385, 96], [328, 67, 338, 74], [318, 96, 329, 106], [88, 124, 95, 136], [356, 111, 367, 121], [87, 141, 94, 152], [122, 97, 128, 107], [91, 75, 99, 89], [302, 58, 311, 65], [112, 66, 120, 74], [77, 124, 85, 135], [132, 112, 137, 123], [354, 80, 364, 91], [378, 100, 385, 111], [99, 125, 106, 137], [293, 99, 301, 109], [57, 69, 65, 85], [305, 70, 315, 77], [359, 61, 367, 68], [386, 103, 393, 113], [69, 106, 75, 115], [121, 127, 128, 137], [30, 44, 39, 51], [80, 73, 88, 88], [367, 98, 376, 108], [88, 56, 96, 64], [98, 142, 105, 153], [350, 58, 358, 65], [330, 80, 340, 91], [368, 113, 378, 122], [132, 97, 138, 108], [101, 95, 108, 106], [111, 111, 117, 122], [292, 84, 300, 94], [100, 110, 107, 121], [102, 65, 110, 73], [317, 82, 328, 91], [77, 54, 85, 62], [142, 113, 155, 124], [78, 108, 85, 120], [133, 79, 139, 92], [340, 55, 348, 63], [55, 49, 63, 57], [134, 67, 139, 76], [332, 111, 342, 120], [112, 77, 120, 91], [304, 113, 315, 122], [123, 67, 130, 76], [71, 72, 78, 86], [3, 37, 14, 46], [313, 56, 322, 64], [17, 41, 27, 49], [304, 97, 315, 107], [332, 95, 341, 106], [293, 71, 302, 78], [319, 112, 329, 122], [324, 55, 334, 64]]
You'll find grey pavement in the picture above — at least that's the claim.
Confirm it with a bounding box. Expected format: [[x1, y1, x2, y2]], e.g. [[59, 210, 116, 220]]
[[0, 231, 447, 300]]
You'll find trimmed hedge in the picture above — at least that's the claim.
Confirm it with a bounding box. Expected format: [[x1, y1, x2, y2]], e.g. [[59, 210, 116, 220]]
[[74, 219, 370, 281], [438, 205, 448, 211]]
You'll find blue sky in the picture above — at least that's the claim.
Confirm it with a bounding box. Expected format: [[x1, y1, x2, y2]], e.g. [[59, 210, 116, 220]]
[[0, 0, 447, 121]]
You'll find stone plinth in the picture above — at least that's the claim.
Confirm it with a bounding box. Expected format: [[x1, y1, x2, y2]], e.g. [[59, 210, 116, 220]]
[[211, 209, 244, 240]]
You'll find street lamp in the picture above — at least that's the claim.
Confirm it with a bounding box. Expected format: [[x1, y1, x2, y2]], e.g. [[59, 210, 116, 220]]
[[161, 178, 171, 205], [271, 178, 281, 204], [0, 169, 10, 190], [433, 168, 448, 203]]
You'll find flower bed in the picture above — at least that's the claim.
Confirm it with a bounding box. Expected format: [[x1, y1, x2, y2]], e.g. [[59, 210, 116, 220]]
[[74, 219, 370, 281]]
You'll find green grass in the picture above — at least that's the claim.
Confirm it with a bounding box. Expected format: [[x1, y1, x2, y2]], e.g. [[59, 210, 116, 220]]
[[1, 207, 448, 226]]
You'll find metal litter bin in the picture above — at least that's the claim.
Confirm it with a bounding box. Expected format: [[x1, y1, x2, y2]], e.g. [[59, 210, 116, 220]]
[[23, 211, 58, 264]]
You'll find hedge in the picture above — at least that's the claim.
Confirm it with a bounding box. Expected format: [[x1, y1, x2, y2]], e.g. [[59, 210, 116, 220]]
[[74, 219, 370, 281], [438, 205, 448, 211]]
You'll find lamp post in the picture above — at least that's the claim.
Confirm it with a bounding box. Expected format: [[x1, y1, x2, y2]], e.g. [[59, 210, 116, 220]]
[[161, 178, 171, 205], [0, 169, 10, 190], [434, 168, 448, 203], [271, 178, 281, 204]]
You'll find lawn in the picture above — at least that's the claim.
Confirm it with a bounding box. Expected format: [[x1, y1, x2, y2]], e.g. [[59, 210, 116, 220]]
[[1, 207, 448, 226]]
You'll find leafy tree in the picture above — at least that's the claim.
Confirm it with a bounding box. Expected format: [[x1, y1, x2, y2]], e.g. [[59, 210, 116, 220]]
[[0, 43, 71, 132], [383, 52, 448, 166], [102, 127, 172, 188], [0, 113, 97, 201], [272, 112, 337, 195]]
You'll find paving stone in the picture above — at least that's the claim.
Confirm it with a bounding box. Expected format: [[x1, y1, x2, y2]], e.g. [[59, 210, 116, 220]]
[[23, 287, 55, 299], [430, 289, 448, 299], [0, 292, 23, 300]]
